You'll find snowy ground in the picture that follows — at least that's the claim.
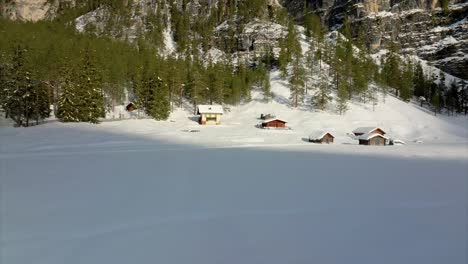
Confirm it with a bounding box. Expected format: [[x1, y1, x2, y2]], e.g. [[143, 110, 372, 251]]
[[1, 71, 468, 264]]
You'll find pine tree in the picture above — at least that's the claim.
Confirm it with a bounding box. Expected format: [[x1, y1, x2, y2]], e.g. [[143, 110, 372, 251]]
[[165, 56, 184, 110], [263, 73, 272, 102], [279, 19, 302, 79], [304, 12, 322, 41], [460, 82, 468, 115], [305, 41, 316, 95], [369, 85, 379, 112], [440, 0, 449, 15], [57, 46, 105, 123], [336, 81, 349, 115], [438, 73, 447, 109], [289, 56, 306, 107], [30, 83, 51, 125], [278, 38, 289, 78], [147, 75, 170, 120], [187, 59, 206, 114], [77, 46, 105, 123], [206, 61, 225, 105], [382, 45, 401, 96], [57, 67, 80, 122], [2, 44, 50, 127], [0, 54, 7, 114], [431, 92, 440, 116], [400, 61, 413, 102], [352, 57, 368, 99], [413, 62, 426, 97], [312, 71, 331, 110], [254, 62, 272, 102], [447, 81, 459, 115]]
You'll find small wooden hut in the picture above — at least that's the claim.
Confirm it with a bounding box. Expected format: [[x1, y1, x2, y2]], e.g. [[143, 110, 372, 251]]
[[358, 133, 388, 146], [197, 105, 224, 125], [309, 131, 335, 144], [126, 102, 137, 112], [261, 118, 287, 128]]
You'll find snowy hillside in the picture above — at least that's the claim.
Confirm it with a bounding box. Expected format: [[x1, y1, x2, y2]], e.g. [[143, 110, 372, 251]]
[[1, 7, 468, 261], [2, 69, 467, 156], [1, 69, 468, 264], [1, 106, 467, 264]]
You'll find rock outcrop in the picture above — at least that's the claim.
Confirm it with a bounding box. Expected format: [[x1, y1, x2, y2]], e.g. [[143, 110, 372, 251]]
[[282, 0, 468, 79], [214, 19, 287, 55], [1, 0, 75, 21], [1, 0, 466, 79]]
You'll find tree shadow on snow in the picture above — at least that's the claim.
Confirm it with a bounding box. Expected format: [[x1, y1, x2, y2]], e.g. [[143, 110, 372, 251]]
[[187, 116, 200, 123]]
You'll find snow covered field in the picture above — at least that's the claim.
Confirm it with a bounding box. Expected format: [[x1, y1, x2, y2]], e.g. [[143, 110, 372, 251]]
[[1, 71, 468, 264]]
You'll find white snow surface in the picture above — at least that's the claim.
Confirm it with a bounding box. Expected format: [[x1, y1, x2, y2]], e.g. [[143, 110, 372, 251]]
[[162, 28, 176, 56], [1, 70, 468, 264], [352, 127, 385, 135], [197, 105, 224, 114]]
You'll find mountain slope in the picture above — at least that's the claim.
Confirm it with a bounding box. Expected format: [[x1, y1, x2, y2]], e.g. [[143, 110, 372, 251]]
[[1, 0, 466, 79]]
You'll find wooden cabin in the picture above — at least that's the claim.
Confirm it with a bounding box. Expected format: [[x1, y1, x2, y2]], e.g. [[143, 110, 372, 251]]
[[309, 131, 335, 144], [352, 127, 386, 137], [261, 118, 287, 128], [126, 102, 137, 112], [197, 105, 224, 125], [358, 133, 388, 146]]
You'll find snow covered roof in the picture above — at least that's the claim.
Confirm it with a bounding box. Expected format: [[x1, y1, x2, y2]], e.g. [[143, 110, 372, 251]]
[[352, 127, 385, 135], [309, 131, 334, 140], [197, 105, 224, 114], [262, 118, 287, 123], [358, 133, 388, 140]]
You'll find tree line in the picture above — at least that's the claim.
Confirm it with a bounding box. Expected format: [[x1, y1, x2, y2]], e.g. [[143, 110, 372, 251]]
[[0, 19, 268, 126], [277, 14, 468, 116], [1, 3, 466, 127]]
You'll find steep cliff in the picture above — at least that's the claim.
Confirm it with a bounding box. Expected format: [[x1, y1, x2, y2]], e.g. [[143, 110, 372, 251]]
[[1, 0, 467, 79], [0, 0, 76, 21], [282, 0, 468, 79]]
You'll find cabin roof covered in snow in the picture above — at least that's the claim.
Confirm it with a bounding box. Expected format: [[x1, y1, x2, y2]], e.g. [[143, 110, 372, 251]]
[[262, 118, 287, 123], [197, 105, 224, 114], [352, 127, 385, 135], [358, 133, 388, 140], [309, 131, 334, 140]]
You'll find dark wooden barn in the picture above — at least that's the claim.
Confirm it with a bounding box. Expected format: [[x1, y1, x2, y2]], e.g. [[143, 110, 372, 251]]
[[358, 133, 387, 146], [262, 118, 287, 128], [309, 131, 335, 144], [126, 102, 137, 112]]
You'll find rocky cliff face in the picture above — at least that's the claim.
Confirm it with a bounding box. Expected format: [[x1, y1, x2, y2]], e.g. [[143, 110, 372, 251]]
[[1, 0, 467, 79], [282, 0, 468, 79], [0, 0, 76, 21]]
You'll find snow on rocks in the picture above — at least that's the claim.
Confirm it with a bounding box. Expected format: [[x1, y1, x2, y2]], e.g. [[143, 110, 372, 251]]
[[163, 28, 176, 56], [75, 6, 108, 33]]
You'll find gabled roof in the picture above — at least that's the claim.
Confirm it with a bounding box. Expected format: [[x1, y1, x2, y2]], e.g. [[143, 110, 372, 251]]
[[309, 131, 334, 140], [262, 118, 287, 123], [358, 133, 388, 140], [352, 127, 386, 135], [197, 105, 224, 114]]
